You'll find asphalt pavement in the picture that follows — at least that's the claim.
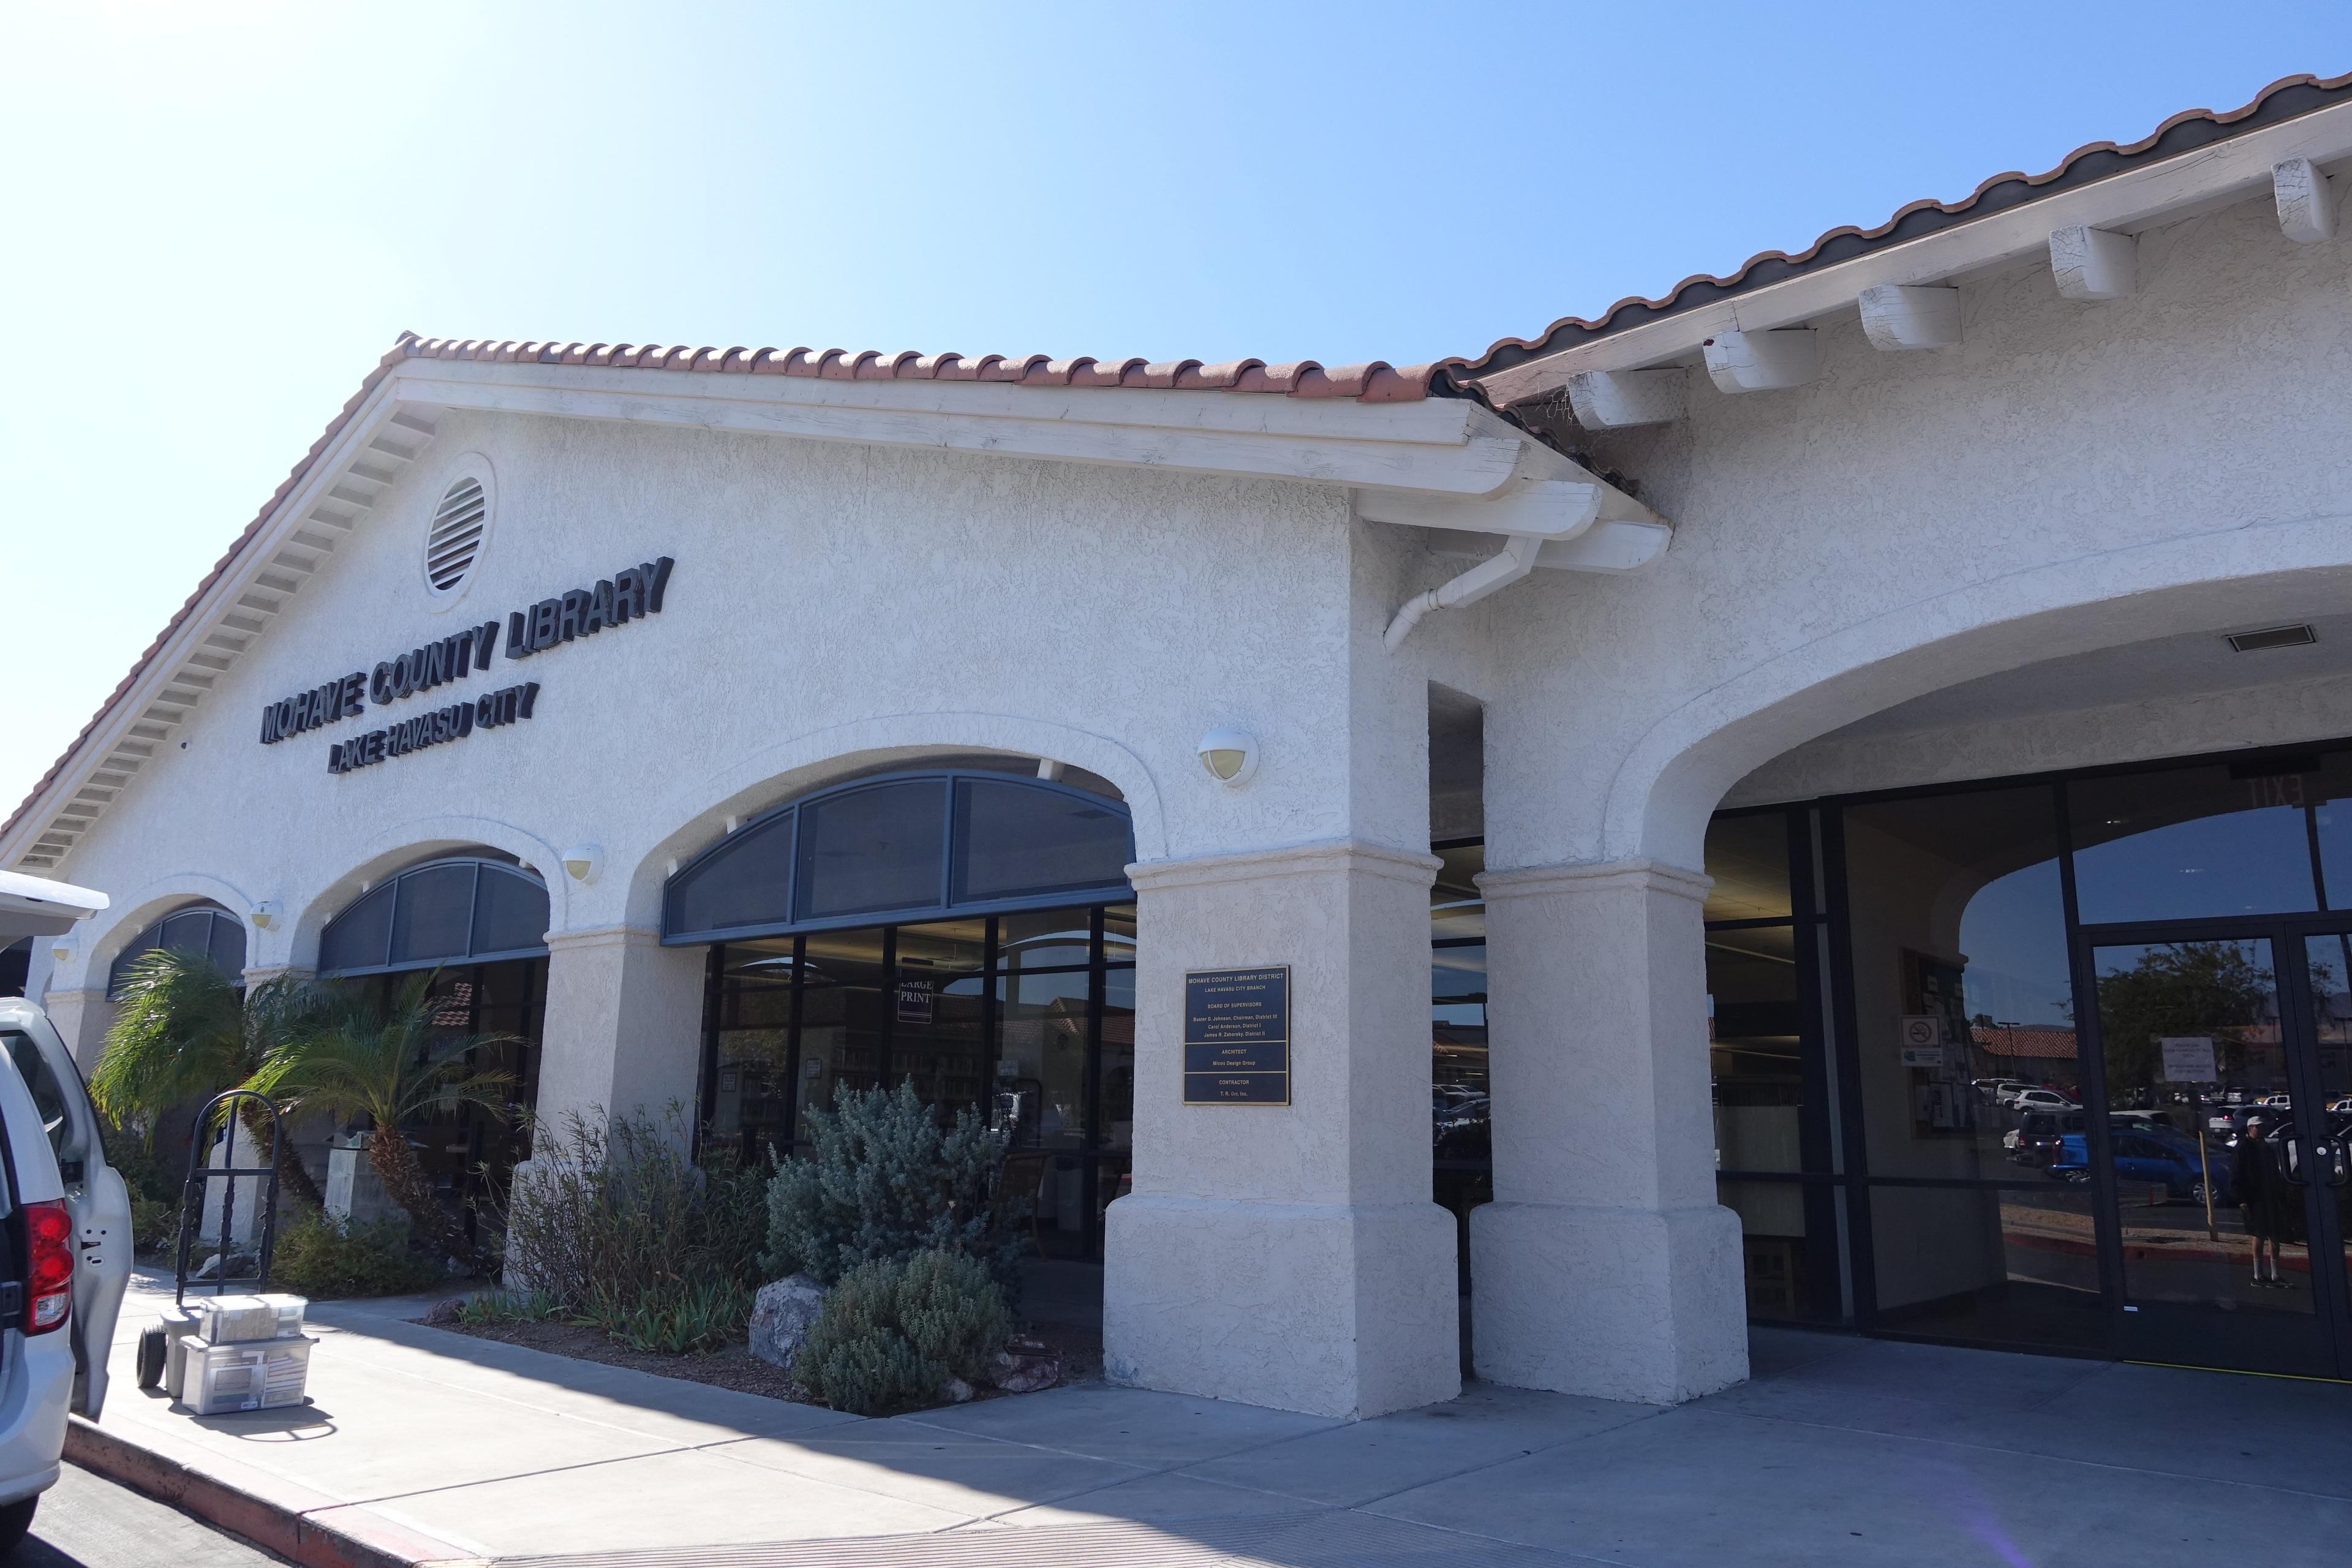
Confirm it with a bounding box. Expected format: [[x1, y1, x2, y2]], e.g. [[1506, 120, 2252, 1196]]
[[15, 1463, 279, 1566]]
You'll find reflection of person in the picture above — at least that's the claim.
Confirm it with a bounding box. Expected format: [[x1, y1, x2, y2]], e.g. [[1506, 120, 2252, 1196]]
[[2230, 1116, 2296, 1287]]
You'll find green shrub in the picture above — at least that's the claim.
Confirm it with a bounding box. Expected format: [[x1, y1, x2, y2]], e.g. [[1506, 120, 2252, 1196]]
[[129, 1197, 178, 1254], [600, 1276, 753, 1355], [270, 1208, 443, 1298], [797, 1250, 1011, 1415], [454, 1288, 566, 1327], [765, 1079, 1027, 1292], [497, 1107, 768, 1352], [100, 1117, 180, 1207]]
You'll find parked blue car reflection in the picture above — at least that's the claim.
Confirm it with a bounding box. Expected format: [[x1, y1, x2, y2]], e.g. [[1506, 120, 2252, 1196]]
[[2047, 1130, 2220, 1201]]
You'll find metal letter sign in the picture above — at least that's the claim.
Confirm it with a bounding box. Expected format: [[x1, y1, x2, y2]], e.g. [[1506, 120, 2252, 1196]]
[[253, 554, 675, 776], [1183, 966, 1290, 1106]]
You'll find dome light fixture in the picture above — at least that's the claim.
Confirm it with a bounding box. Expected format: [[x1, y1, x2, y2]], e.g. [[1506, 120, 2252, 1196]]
[[562, 843, 603, 884], [1197, 729, 1259, 787]]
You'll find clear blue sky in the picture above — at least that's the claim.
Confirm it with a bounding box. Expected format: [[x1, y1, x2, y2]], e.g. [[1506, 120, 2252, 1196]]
[[4, 1, 2348, 818]]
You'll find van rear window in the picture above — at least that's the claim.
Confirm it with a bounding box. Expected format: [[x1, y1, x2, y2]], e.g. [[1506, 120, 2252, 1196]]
[[0, 1030, 70, 1162]]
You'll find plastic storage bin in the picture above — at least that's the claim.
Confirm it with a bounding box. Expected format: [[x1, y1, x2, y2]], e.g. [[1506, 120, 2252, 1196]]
[[182, 1335, 315, 1415], [158, 1305, 204, 1401], [192, 1294, 307, 1344]]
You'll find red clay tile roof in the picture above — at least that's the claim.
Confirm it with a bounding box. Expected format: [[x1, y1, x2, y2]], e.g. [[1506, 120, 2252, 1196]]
[[1457, 69, 2352, 393], [402, 337, 1451, 402], [0, 335, 1457, 859], [1973, 1025, 2081, 1063]]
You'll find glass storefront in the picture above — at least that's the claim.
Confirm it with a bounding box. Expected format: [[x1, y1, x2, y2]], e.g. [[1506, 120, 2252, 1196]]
[[701, 903, 1136, 1257], [676, 766, 1139, 1259], [318, 855, 553, 1235], [1430, 839, 1490, 1283], [1712, 742, 2352, 1377]]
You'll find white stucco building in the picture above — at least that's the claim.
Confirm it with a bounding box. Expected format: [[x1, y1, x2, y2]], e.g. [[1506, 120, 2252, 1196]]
[[12, 72, 2352, 1413]]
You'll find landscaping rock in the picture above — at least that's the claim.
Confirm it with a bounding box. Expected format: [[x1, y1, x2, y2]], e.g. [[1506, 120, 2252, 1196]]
[[989, 1335, 1061, 1393], [747, 1274, 829, 1369], [943, 1375, 975, 1404]]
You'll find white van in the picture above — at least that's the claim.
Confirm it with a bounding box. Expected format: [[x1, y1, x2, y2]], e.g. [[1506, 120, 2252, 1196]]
[[0, 875, 132, 1551]]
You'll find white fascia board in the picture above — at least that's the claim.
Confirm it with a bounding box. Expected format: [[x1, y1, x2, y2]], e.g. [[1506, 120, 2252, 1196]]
[[1474, 100, 2352, 404], [0, 385, 434, 873], [391, 360, 1528, 499]]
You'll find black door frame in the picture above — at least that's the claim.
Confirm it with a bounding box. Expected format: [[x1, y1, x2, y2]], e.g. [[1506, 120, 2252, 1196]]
[[2074, 910, 2352, 1378]]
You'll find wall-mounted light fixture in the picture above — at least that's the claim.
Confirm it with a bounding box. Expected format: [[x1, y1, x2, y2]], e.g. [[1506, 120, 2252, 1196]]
[[48, 934, 76, 969], [1197, 729, 1259, 787], [251, 900, 282, 931], [563, 843, 603, 884]]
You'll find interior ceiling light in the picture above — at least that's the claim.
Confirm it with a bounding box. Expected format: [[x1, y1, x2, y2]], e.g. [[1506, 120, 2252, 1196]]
[[2225, 624, 2317, 652]]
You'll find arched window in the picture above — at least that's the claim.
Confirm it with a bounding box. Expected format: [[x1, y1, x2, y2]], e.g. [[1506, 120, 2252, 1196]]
[[664, 770, 1133, 944], [318, 857, 550, 978], [107, 902, 247, 996]]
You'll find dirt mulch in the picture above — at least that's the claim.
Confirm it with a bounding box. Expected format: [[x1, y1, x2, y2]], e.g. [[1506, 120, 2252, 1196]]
[[423, 1311, 1103, 1411]]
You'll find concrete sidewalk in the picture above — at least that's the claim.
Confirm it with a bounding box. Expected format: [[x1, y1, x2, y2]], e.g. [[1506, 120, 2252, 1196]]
[[85, 1269, 2352, 1566]]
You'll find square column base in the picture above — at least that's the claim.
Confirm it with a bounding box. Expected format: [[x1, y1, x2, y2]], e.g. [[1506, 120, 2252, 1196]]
[[1471, 1200, 1747, 1404], [1104, 1194, 1460, 1419]]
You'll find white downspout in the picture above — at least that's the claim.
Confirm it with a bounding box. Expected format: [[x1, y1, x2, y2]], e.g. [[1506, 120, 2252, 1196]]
[[1381, 533, 1547, 652]]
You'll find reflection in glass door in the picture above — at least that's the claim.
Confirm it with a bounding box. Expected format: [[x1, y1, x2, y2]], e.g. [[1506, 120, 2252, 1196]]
[[2299, 933, 2352, 1373], [2089, 935, 2346, 1376]]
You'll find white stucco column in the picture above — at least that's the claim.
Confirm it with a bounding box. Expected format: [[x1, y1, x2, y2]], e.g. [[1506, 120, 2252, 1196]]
[[533, 926, 705, 1139], [1103, 839, 1460, 1420], [39, 987, 113, 1074], [1470, 859, 1747, 1404]]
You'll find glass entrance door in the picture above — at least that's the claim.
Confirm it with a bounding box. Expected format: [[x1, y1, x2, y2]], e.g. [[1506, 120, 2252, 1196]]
[[2086, 929, 2352, 1377], [2297, 932, 2352, 1374]]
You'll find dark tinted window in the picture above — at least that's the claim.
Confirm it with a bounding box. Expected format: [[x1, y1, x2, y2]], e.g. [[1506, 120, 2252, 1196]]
[[2070, 764, 2321, 923], [798, 780, 948, 919], [1841, 784, 2075, 1180], [391, 862, 477, 965], [107, 903, 244, 996], [954, 780, 1132, 902], [667, 772, 1136, 941], [321, 859, 548, 975], [319, 883, 394, 973], [473, 863, 551, 955], [206, 914, 247, 976], [668, 810, 794, 937], [1, 1030, 70, 1156], [1704, 813, 1793, 922], [158, 910, 214, 958]]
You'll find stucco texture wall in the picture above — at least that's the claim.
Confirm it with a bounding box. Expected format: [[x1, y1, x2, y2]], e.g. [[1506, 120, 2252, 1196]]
[[42, 414, 1382, 982], [1485, 183, 2352, 872]]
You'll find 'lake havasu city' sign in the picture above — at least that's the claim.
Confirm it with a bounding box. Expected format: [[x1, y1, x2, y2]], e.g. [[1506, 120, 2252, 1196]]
[[252, 556, 674, 774]]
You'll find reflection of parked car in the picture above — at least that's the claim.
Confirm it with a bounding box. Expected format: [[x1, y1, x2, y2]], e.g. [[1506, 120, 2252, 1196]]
[[1975, 1078, 2032, 1103], [1431, 1087, 1490, 1156], [2005, 1110, 2084, 1167], [2048, 1131, 2215, 1200], [2109, 1110, 2178, 1135], [2011, 1087, 2078, 1114]]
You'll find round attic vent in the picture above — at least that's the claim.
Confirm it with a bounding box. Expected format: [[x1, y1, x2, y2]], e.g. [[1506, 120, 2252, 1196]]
[[425, 476, 489, 595]]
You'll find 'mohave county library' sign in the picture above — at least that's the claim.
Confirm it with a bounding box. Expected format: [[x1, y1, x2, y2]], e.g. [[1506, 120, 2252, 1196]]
[[255, 556, 674, 775]]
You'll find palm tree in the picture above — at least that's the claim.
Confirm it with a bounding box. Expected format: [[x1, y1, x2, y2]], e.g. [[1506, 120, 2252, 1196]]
[[249, 971, 515, 1275], [94, 948, 326, 1207]]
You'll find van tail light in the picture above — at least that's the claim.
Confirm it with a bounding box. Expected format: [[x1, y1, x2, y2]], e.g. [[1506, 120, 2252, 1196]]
[[23, 1200, 73, 1333]]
